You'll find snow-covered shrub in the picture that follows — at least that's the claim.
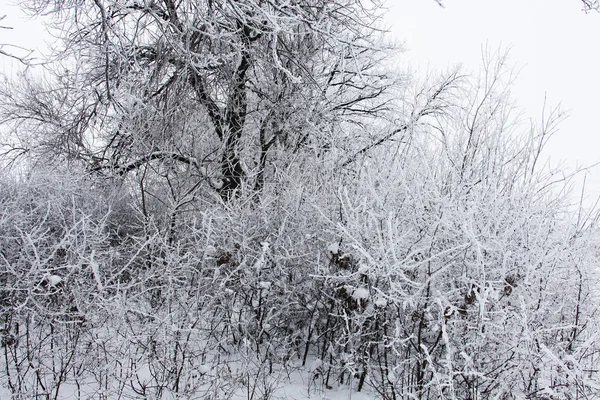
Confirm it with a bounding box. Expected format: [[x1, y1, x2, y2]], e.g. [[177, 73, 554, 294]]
[[0, 53, 599, 400], [314, 56, 600, 399], [0, 171, 115, 398]]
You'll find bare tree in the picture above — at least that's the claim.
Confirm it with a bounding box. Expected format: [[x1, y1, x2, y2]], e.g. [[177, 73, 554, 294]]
[[314, 51, 600, 399], [2, 0, 399, 202], [433, 0, 599, 13], [0, 15, 32, 64], [582, 0, 600, 11]]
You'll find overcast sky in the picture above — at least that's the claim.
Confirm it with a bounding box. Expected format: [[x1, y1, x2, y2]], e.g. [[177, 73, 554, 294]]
[[389, 0, 600, 207], [2, 0, 600, 206]]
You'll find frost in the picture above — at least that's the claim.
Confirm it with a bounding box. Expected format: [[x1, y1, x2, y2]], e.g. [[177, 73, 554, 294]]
[[2, 7, 599, 397]]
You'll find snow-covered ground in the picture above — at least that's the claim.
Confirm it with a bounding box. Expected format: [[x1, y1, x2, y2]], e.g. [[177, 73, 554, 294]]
[[1, 356, 379, 399]]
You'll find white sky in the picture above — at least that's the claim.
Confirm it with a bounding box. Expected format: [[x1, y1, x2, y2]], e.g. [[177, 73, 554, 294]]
[[2, 0, 600, 205], [389, 0, 600, 207]]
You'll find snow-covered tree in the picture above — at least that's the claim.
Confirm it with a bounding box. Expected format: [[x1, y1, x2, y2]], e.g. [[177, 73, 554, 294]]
[[2, 0, 400, 202], [0, 2, 599, 398], [315, 52, 600, 399]]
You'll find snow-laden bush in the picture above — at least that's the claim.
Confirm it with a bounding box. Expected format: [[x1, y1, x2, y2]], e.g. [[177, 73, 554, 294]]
[[0, 171, 114, 398], [314, 56, 600, 399], [1, 55, 599, 400]]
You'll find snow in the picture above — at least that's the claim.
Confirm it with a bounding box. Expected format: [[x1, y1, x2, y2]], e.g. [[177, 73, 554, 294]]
[[197, 364, 211, 374], [210, 178, 223, 189], [358, 263, 369, 274], [253, 241, 271, 272], [258, 281, 272, 290], [205, 245, 217, 256], [45, 274, 63, 287], [90, 262, 103, 291], [327, 243, 339, 254], [352, 287, 370, 301], [388, 370, 397, 382], [309, 358, 323, 373], [275, 370, 379, 400], [374, 297, 387, 307]]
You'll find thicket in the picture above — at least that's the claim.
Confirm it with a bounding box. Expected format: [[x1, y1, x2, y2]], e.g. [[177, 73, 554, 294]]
[[1, 1, 599, 399]]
